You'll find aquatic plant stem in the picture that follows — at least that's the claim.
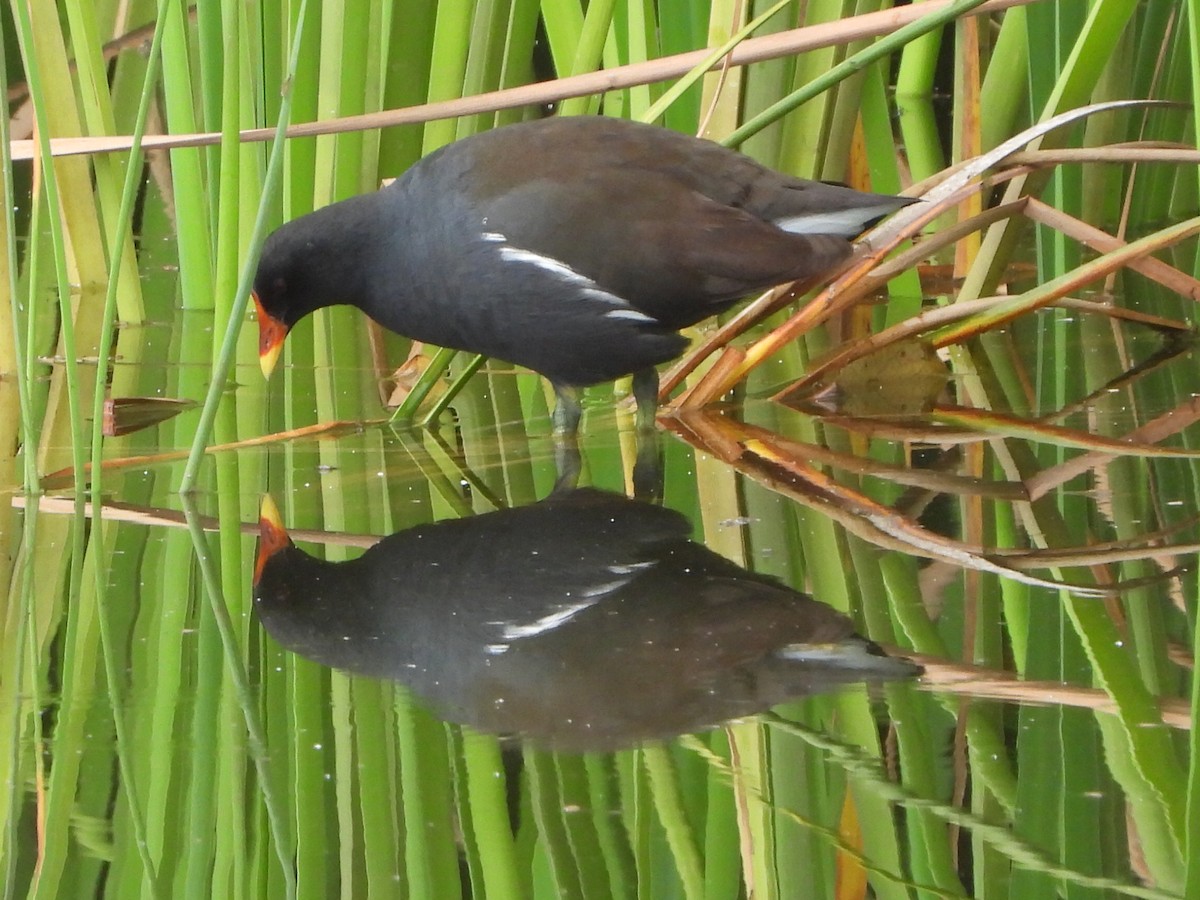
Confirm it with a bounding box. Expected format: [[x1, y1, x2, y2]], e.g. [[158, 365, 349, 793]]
[[0, 4, 34, 490], [723, 0, 992, 148], [1185, 0, 1200, 882], [181, 496, 297, 895], [419, 352, 486, 427], [639, 0, 792, 126], [180, 0, 313, 493], [75, 0, 176, 891], [11, 0, 86, 493]]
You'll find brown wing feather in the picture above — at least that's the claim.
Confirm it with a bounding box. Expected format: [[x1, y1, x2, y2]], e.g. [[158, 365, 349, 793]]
[[481, 174, 853, 328], [466, 117, 897, 223]]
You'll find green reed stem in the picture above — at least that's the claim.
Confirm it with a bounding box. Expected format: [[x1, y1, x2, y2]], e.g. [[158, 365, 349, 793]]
[[539, 0, 585, 89], [0, 17, 34, 490], [87, 0, 174, 502], [525, 748, 585, 899], [413, 351, 485, 426], [11, 0, 88, 592], [978, 6, 1030, 151], [460, 731, 523, 898], [423, 4, 474, 152], [894, 16, 941, 99], [1187, 576, 1200, 897], [180, 0, 313, 493], [1, 500, 40, 893], [771, 715, 1179, 900], [181, 497, 297, 896], [161, 0, 215, 310], [1188, 0, 1200, 873], [642, 745, 704, 899], [70, 0, 177, 887], [557, 0, 617, 118], [0, 32, 32, 886], [456, 0, 509, 137], [639, 0, 791, 126], [723, 0, 992, 148]]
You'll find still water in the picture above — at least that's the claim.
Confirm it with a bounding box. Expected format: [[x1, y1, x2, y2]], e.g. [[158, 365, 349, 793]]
[[3, 304, 1195, 899]]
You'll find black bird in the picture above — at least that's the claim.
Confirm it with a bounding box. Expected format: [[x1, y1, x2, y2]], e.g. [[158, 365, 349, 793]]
[[252, 116, 911, 431], [253, 488, 920, 752]]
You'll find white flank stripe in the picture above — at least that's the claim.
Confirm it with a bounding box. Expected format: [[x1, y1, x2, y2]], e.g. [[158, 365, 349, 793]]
[[498, 245, 589, 283], [501, 598, 597, 641], [580, 287, 627, 306], [580, 578, 629, 598], [480, 231, 507, 243], [608, 561, 655, 575], [494, 242, 645, 314], [605, 308, 658, 324]]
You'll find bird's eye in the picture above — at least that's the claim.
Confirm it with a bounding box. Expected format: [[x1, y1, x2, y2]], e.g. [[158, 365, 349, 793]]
[[273, 276, 286, 294]]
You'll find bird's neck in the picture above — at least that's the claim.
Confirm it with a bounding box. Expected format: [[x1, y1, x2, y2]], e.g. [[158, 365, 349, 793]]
[[304, 192, 396, 317]]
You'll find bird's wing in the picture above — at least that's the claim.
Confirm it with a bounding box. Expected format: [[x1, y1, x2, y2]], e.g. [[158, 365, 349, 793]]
[[479, 173, 855, 328]]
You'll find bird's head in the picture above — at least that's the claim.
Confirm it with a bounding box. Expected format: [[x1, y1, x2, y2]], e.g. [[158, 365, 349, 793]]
[[252, 196, 384, 378], [251, 227, 323, 378]]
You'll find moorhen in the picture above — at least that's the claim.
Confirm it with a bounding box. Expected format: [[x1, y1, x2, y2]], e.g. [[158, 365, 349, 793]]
[[252, 116, 911, 430], [253, 488, 919, 751]]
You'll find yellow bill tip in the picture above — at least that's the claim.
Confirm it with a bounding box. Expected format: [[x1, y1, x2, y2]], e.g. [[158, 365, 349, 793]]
[[253, 290, 288, 378], [254, 493, 290, 585]]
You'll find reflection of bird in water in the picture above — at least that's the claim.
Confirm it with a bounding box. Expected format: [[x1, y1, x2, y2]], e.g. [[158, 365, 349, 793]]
[[253, 488, 919, 752]]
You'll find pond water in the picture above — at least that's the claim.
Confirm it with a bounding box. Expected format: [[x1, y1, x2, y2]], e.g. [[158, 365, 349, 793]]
[[3, 299, 1196, 899]]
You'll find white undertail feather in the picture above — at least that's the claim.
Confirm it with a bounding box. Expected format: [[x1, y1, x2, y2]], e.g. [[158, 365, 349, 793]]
[[777, 640, 913, 673], [774, 202, 903, 237]]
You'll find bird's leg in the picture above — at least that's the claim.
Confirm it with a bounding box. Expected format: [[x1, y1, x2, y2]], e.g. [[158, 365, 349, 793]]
[[550, 382, 583, 492], [630, 368, 664, 500], [632, 428, 664, 502], [552, 437, 583, 493], [631, 368, 660, 433], [552, 383, 583, 435]]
